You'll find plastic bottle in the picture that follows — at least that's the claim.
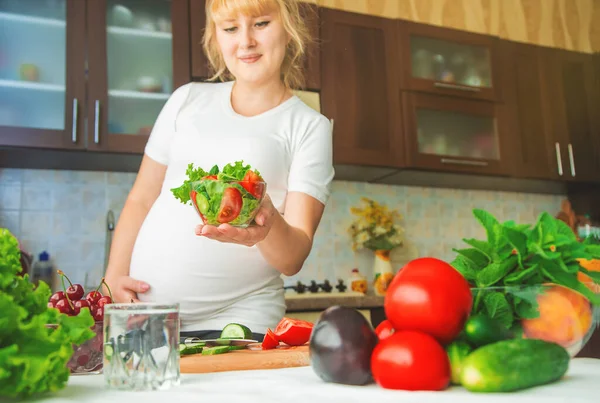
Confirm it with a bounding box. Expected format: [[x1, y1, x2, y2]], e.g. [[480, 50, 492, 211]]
[[32, 251, 54, 288]]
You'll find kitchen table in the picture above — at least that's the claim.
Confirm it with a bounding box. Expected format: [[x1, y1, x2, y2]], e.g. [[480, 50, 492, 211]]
[[26, 358, 600, 403]]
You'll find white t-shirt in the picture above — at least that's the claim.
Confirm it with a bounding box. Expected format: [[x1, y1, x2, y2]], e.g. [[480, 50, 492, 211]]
[[129, 81, 334, 334]]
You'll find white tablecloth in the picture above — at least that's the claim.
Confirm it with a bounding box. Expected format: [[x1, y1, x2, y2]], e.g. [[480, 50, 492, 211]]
[[28, 358, 600, 403]]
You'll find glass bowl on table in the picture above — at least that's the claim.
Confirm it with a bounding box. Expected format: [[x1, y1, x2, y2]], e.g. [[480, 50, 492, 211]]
[[189, 178, 266, 228], [46, 321, 104, 375], [470, 283, 599, 357]]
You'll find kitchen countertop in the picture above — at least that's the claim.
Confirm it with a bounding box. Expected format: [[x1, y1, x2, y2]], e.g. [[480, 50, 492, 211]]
[[285, 294, 384, 311], [27, 358, 600, 402]]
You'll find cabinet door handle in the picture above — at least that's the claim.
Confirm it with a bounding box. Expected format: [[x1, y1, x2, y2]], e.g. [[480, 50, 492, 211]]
[[71, 98, 78, 143], [555, 142, 563, 176], [568, 143, 576, 177], [440, 158, 488, 167], [94, 100, 100, 144], [434, 82, 481, 93]]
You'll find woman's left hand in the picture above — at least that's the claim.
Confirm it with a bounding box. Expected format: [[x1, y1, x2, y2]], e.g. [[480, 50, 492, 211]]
[[194, 194, 279, 246]]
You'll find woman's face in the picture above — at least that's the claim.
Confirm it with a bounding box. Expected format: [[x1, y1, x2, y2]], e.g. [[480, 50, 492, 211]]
[[215, 10, 288, 86]]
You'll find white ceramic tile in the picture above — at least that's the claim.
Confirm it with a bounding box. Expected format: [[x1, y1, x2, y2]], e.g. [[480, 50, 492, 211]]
[[0, 210, 20, 237], [21, 211, 52, 236], [0, 168, 23, 184], [0, 184, 21, 210], [21, 185, 53, 211], [52, 184, 83, 212], [52, 212, 82, 237], [22, 169, 55, 185]]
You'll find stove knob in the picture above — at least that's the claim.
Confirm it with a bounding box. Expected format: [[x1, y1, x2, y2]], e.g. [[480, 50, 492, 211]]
[[335, 279, 347, 293]]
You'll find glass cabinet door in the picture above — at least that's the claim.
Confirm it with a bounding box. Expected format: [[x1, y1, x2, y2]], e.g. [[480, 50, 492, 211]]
[[404, 93, 508, 175], [106, 0, 172, 137], [0, 0, 67, 131], [410, 36, 492, 90], [400, 21, 498, 101], [416, 108, 499, 160]]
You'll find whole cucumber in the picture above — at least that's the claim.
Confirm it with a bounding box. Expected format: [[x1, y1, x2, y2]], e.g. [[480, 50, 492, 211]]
[[446, 340, 473, 385], [460, 339, 570, 393], [463, 314, 512, 347]]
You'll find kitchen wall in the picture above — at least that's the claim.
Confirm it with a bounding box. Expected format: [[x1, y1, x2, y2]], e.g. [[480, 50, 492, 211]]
[[0, 167, 564, 291], [305, 0, 600, 53]]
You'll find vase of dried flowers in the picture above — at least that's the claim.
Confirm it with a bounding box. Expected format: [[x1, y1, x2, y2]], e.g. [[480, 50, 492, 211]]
[[348, 198, 404, 296]]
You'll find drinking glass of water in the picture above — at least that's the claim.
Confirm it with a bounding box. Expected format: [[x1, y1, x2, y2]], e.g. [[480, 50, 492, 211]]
[[103, 303, 180, 391]]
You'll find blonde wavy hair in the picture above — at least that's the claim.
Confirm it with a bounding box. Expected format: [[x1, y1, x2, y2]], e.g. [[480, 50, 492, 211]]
[[202, 0, 313, 90]]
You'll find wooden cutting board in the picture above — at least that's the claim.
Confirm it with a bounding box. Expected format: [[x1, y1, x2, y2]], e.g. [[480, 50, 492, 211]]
[[180, 344, 310, 374]]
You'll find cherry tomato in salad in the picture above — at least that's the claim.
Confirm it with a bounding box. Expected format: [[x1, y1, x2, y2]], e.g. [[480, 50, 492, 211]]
[[240, 170, 265, 199], [274, 317, 313, 346], [375, 319, 395, 340], [202, 175, 218, 180], [262, 328, 279, 350], [371, 330, 450, 391], [217, 187, 243, 223]]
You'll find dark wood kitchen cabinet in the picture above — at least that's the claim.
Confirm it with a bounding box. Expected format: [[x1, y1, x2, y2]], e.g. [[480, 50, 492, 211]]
[[541, 48, 600, 183], [320, 8, 403, 168], [398, 21, 501, 102], [189, 0, 321, 90], [0, 0, 190, 155], [501, 41, 558, 181]]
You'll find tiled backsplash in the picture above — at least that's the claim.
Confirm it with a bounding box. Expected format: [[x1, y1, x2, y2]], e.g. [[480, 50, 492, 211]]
[[0, 168, 564, 291]]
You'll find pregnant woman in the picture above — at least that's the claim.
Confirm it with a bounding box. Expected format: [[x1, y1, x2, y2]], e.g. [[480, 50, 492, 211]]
[[104, 0, 334, 340]]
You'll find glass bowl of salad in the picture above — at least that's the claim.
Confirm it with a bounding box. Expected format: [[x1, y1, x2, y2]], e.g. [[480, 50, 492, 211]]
[[189, 178, 266, 227], [171, 161, 267, 228]]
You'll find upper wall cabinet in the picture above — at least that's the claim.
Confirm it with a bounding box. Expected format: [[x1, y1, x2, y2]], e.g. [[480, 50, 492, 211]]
[[0, 0, 85, 150], [0, 0, 190, 154], [541, 48, 600, 183], [189, 0, 321, 90], [320, 8, 403, 168], [398, 21, 500, 102], [501, 41, 559, 181]]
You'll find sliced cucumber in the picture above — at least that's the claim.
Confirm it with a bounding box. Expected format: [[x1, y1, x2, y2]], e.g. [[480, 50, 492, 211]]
[[201, 346, 231, 355], [180, 343, 204, 355], [195, 192, 210, 214], [228, 345, 247, 351], [220, 323, 252, 339]]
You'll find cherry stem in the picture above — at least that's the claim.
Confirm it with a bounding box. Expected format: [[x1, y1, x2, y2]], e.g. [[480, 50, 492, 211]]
[[57, 269, 74, 288], [101, 277, 113, 302], [57, 270, 74, 310]]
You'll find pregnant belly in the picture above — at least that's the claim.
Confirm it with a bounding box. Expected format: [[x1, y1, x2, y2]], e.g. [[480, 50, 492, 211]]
[[129, 196, 279, 311]]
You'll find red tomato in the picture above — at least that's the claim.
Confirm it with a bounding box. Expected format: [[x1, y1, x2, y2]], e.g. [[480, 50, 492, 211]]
[[240, 170, 265, 199], [217, 187, 243, 223], [375, 319, 395, 340], [274, 317, 313, 346], [371, 331, 450, 391], [202, 175, 218, 180], [261, 328, 279, 350], [384, 257, 472, 345]]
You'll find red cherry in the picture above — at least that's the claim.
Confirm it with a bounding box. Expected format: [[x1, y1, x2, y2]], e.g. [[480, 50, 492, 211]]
[[97, 296, 112, 308], [49, 291, 66, 304], [73, 299, 91, 315], [66, 284, 84, 301], [47, 301, 55, 308], [55, 299, 73, 315], [92, 306, 104, 321], [85, 291, 102, 305], [76, 353, 90, 366]]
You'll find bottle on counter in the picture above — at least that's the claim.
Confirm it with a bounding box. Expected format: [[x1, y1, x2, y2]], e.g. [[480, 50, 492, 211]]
[[31, 251, 55, 289], [348, 268, 368, 294]]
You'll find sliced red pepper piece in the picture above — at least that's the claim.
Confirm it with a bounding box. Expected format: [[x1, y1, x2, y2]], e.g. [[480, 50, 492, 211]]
[[262, 328, 279, 350], [273, 317, 313, 346]]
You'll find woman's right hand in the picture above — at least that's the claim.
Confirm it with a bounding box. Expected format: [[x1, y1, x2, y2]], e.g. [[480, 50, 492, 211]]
[[104, 275, 150, 303]]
